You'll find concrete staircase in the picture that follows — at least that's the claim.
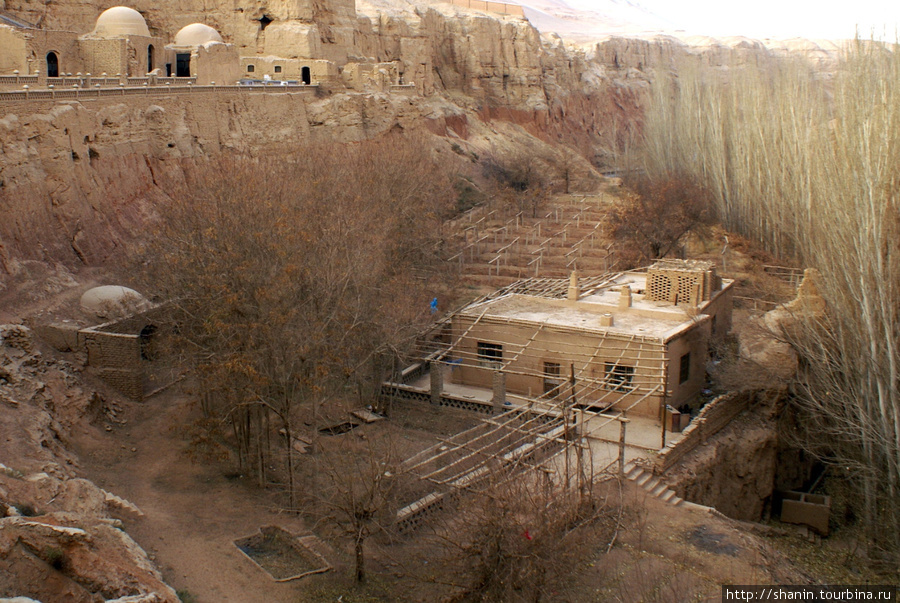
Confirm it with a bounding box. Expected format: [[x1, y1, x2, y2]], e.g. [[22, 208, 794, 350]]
[[624, 461, 684, 507]]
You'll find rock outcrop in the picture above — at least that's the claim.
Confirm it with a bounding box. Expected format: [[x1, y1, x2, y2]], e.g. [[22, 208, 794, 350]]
[[0, 325, 177, 602]]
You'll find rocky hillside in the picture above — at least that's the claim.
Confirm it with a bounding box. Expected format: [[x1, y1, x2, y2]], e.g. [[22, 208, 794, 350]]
[[0, 324, 179, 602], [0, 0, 843, 279]]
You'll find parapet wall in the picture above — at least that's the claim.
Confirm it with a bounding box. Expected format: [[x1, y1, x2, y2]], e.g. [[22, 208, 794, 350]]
[[444, 0, 525, 17], [654, 391, 751, 473]]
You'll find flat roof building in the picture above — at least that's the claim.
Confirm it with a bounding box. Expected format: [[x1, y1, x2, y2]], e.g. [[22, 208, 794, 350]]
[[440, 260, 733, 418]]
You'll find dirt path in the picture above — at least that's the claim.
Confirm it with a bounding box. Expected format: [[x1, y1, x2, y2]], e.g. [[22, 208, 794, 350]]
[[71, 386, 323, 603]]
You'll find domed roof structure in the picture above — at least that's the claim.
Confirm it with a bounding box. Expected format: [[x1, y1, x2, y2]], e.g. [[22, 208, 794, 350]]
[[80, 285, 150, 318], [92, 6, 150, 38], [174, 23, 223, 47]]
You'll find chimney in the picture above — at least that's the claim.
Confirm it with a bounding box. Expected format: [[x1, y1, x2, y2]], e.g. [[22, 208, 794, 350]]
[[600, 313, 614, 327], [567, 269, 580, 303], [618, 285, 632, 310]]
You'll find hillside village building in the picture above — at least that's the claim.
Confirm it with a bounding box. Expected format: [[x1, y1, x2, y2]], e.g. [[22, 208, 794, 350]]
[[428, 260, 733, 419], [0, 1, 414, 90]]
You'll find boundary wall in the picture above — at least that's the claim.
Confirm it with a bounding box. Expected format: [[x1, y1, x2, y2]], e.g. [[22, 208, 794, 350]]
[[654, 391, 752, 473]]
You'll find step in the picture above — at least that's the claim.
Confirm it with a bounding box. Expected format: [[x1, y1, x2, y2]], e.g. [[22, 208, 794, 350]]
[[660, 490, 678, 503], [624, 465, 642, 480], [640, 475, 659, 490], [635, 473, 654, 488], [650, 483, 668, 497]]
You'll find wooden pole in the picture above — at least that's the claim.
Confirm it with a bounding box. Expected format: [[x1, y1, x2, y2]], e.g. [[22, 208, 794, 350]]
[[618, 417, 629, 477]]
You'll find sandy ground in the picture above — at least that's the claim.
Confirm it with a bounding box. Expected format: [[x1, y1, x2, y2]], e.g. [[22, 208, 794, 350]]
[[70, 386, 321, 603]]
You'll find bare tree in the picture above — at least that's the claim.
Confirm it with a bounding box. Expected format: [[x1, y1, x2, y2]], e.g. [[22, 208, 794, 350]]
[[604, 173, 712, 261], [130, 133, 454, 508], [481, 147, 550, 218], [308, 435, 405, 583], [636, 40, 900, 556]]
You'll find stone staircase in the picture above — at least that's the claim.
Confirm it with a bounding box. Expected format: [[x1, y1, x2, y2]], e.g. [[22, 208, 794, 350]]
[[624, 461, 684, 507]]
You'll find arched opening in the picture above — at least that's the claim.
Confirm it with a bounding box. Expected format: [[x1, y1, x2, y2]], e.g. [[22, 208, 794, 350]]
[[301, 66, 311, 85], [139, 324, 157, 360], [46, 52, 59, 78], [147, 44, 154, 72]]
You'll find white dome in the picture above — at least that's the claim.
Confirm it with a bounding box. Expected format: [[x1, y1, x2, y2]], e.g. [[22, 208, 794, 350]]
[[80, 285, 149, 318], [93, 7, 150, 38], [174, 23, 223, 47]]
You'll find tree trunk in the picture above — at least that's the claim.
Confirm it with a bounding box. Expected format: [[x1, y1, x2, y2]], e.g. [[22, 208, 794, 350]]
[[355, 533, 366, 583]]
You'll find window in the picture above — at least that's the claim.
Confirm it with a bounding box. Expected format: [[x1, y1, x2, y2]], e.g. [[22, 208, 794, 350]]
[[247, 64, 255, 73], [604, 362, 634, 392], [147, 44, 154, 72], [543, 362, 562, 395], [477, 342, 502, 368], [274, 65, 282, 73], [679, 352, 691, 384]]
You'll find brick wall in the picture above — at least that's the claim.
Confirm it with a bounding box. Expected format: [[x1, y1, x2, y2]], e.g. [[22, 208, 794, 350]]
[[654, 391, 752, 473], [81, 325, 143, 400]]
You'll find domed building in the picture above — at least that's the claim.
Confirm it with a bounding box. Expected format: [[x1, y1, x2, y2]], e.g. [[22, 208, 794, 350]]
[[91, 6, 151, 38], [173, 23, 223, 47], [79, 6, 164, 77], [165, 22, 239, 84]]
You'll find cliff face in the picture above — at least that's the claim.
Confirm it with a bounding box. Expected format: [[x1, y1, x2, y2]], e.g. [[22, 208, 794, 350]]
[[0, 90, 465, 275], [0, 0, 805, 278]]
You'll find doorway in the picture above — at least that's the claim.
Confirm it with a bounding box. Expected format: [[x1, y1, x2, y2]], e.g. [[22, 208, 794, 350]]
[[176, 53, 190, 77], [46, 52, 59, 78]]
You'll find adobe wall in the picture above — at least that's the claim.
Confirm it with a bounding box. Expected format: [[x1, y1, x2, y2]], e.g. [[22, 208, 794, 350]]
[[30, 30, 85, 77], [78, 38, 127, 77], [664, 317, 711, 408], [191, 43, 241, 85], [449, 316, 668, 416], [81, 327, 143, 400], [0, 26, 28, 74]]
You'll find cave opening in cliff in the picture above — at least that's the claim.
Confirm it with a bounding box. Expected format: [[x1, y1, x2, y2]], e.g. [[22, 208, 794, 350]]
[[301, 66, 310, 85], [258, 15, 273, 31], [46, 52, 58, 78]]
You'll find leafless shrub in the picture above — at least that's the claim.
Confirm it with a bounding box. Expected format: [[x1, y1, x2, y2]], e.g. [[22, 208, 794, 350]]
[[433, 474, 619, 602], [604, 173, 713, 262]]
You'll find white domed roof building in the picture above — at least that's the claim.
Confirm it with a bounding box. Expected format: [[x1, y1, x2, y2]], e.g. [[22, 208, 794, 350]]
[[80, 285, 151, 318], [174, 23, 223, 47], [78, 6, 163, 77], [166, 22, 239, 84], [91, 6, 151, 38]]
